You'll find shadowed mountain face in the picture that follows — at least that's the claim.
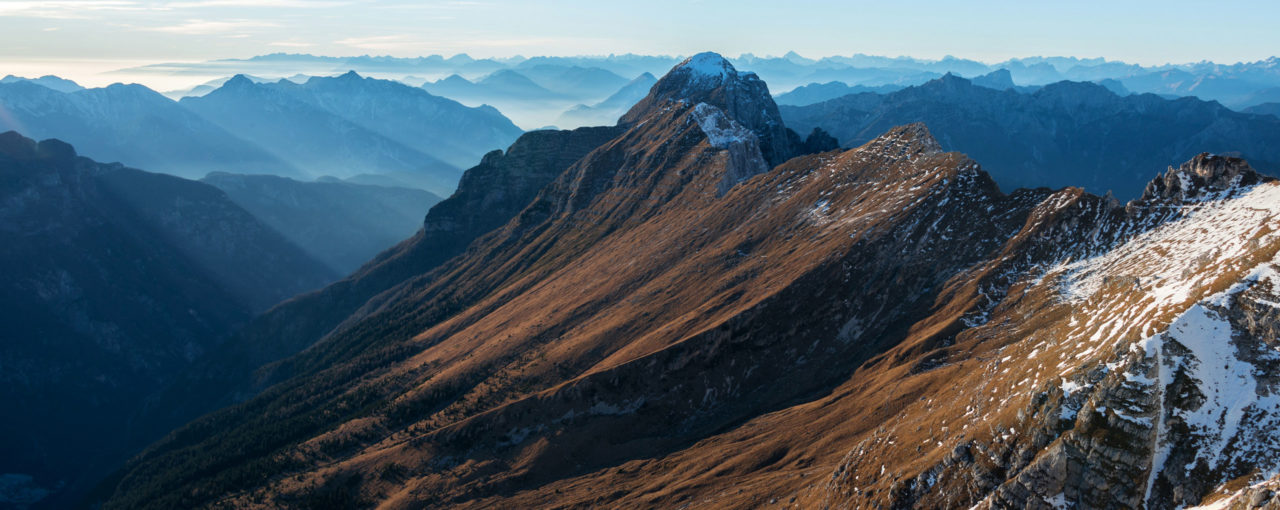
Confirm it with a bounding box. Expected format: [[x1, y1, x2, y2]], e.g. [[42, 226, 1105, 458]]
[[98, 54, 1280, 510], [0, 80, 302, 180], [93, 125, 630, 491], [780, 74, 1280, 199], [201, 173, 443, 275], [97, 52, 1005, 510], [0, 132, 334, 508], [1245, 102, 1280, 118]]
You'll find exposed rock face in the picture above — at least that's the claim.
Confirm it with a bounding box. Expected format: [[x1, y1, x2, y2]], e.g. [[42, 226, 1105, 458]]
[[622, 52, 802, 167], [1141, 152, 1273, 201]]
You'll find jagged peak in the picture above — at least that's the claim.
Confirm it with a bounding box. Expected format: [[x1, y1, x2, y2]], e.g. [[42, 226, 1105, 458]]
[[620, 51, 799, 167], [859, 123, 943, 161], [1140, 152, 1273, 201], [621, 51, 761, 123]]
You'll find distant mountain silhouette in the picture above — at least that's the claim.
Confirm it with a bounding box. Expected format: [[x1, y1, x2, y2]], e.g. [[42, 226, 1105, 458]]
[[518, 64, 630, 99], [0, 80, 302, 179], [0, 74, 84, 93], [781, 74, 1280, 198], [424, 67, 638, 129], [161, 74, 271, 99], [182, 72, 522, 195], [774, 81, 904, 106], [282, 71, 522, 171], [555, 72, 657, 127], [1245, 102, 1280, 118]]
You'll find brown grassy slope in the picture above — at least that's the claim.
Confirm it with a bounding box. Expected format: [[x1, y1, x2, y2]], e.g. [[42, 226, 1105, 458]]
[[165, 116, 1056, 508]]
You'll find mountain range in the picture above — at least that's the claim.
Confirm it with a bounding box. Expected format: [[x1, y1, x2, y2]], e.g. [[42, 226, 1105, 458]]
[[179, 71, 522, 195], [0, 48, 1272, 510], [422, 65, 642, 129], [123, 52, 1280, 109], [93, 52, 1280, 510], [780, 73, 1280, 199], [0, 72, 524, 195], [0, 79, 303, 180], [0, 75, 84, 93], [0, 132, 336, 508]]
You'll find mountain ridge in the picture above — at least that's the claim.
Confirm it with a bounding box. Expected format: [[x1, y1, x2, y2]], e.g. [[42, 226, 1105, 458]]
[[95, 53, 1280, 510]]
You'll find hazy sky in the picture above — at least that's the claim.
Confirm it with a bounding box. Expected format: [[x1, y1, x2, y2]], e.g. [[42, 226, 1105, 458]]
[[1, 0, 1277, 69]]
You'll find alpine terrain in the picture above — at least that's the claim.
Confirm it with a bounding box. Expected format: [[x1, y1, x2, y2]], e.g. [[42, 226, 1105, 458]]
[[93, 53, 1280, 510]]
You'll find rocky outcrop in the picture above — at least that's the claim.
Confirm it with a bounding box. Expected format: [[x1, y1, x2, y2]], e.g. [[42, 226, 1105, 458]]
[[1141, 152, 1273, 201], [621, 52, 803, 167]]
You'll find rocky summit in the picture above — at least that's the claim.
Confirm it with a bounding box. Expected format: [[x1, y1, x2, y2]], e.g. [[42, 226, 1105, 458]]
[[92, 53, 1280, 510]]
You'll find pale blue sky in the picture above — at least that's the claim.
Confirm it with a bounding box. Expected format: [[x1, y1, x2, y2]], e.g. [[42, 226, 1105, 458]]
[[1, 0, 1276, 66]]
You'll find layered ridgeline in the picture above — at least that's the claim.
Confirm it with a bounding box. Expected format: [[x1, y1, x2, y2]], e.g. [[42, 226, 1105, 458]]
[[0, 73, 523, 194], [0, 79, 301, 179], [781, 73, 1280, 199], [201, 173, 443, 275], [182, 72, 523, 195], [0, 132, 334, 508], [554, 72, 658, 128], [101, 54, 1280, 510], [422, 65, 637, 129]]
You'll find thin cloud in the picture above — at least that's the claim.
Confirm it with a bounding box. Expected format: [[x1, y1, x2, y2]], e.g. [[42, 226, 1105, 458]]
[[159, 0, 349, 8], [144, 19, 279, 34], [336, 34, 429, 52], [0, 0, 146, 19]]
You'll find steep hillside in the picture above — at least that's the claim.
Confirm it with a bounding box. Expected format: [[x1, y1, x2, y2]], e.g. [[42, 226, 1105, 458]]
[[781, 74, 1280, 199], [96, 52, 993, 510], [0, 132, 332, 508], [201, 173, 442, 275], [113, 125, 630, 465], [101, 54, 1280, 510]]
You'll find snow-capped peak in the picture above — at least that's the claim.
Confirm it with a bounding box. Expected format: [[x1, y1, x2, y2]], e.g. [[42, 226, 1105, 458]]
[[677, 52, 734, 80]]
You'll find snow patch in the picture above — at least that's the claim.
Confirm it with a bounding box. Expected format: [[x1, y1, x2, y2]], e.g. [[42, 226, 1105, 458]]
[[688, 102, 768, 195], [678, 52, 733, 81]]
